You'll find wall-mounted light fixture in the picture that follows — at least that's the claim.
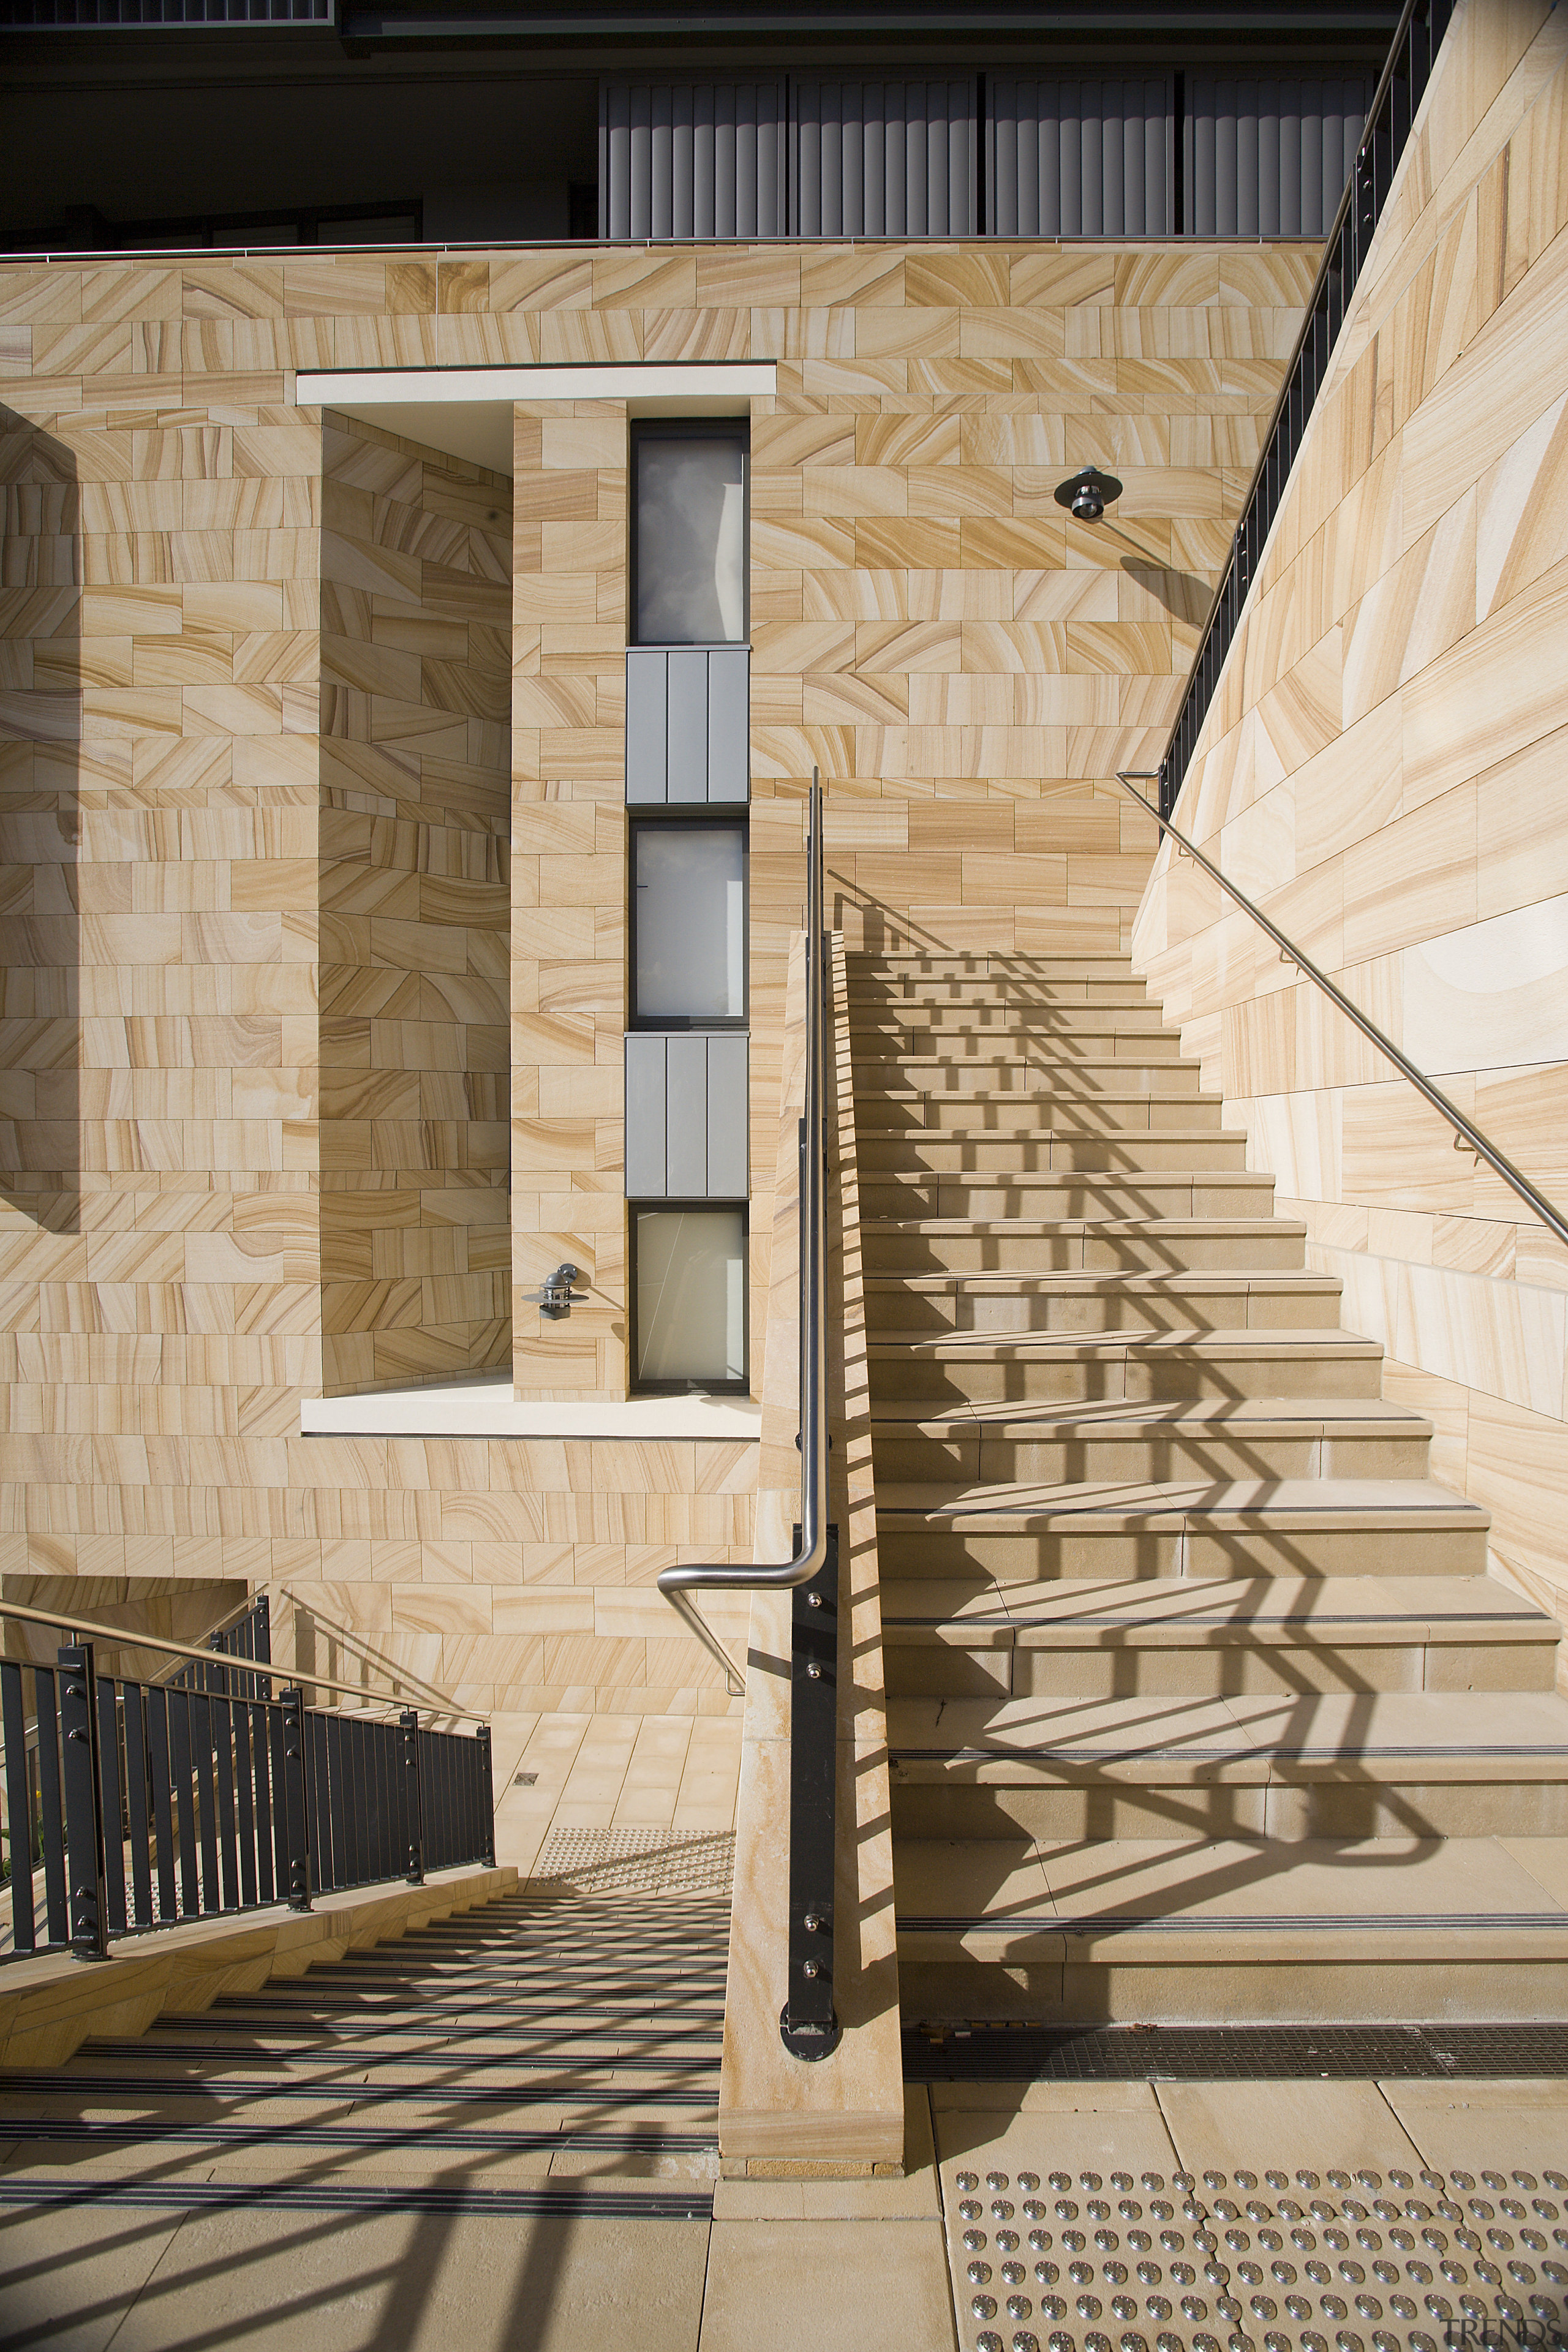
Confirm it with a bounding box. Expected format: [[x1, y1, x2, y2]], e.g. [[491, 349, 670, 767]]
[[1054, 464, 1123, 522], [529, 1264, 586, 1321]]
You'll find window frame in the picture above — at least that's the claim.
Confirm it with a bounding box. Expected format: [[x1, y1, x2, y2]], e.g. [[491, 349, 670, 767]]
[[628, 417, 751, 649], [628, 806, 750, 1033], [630, 1199, 751, 1396]]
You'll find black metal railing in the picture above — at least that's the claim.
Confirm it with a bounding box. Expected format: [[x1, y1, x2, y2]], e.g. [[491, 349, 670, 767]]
[[1161, 0, 1455, 819], [156, 1591, 274, 1702], [656, 769, 839, 2063], [1, 1619, 494, 1962]]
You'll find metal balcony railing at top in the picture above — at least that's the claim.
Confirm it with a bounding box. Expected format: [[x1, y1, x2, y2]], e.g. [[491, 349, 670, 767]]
[[0, 1598, 495, 1963], [656, 769, 840, 2065], [1160, 0, 1455, 821]]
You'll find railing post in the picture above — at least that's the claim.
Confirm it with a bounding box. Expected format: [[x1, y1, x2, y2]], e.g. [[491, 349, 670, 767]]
[[475, 1723, 496, 1866], [780, 1523, 841, 2062], [57, 1644, 108, 1961], [401, 1709, 425, 1884], [279, 1684, 312, 1912]]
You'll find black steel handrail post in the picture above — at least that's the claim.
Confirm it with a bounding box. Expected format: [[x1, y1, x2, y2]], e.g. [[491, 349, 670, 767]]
[[1118, 771, 1568, 1259], [401, 1708, 425, 1884], [475, 1724, 496, 1868], [279, 1683, 312, 1912], [57, 1644, 108, 1961]]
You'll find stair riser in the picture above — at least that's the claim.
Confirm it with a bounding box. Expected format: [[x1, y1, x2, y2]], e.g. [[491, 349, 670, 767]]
[[883, 1639, 1561, 1700], [849, 984, 1151, 1008], [859, 1136, 1251, 1173], [861, 1182, 1278, 1218], [854, 1030, 1186, 1060], [865, 1290, 1343, 1335], [856, 1098, 1222, 1134], [889, 1776, 1568, 1840], [875, 1526, 1491, 1578], [865, 1231, 1308, 1273], [851, 1008, 1171, 1036], [871, 1355, 1386, 1406], [870, 1431, 1435, 1483], [895, 1956, 1568, 2027], [856, 1065, 1204, 1099]]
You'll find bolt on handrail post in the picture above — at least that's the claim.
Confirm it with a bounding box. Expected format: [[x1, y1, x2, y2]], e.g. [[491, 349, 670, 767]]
[[57, 1644, 108, 1962]]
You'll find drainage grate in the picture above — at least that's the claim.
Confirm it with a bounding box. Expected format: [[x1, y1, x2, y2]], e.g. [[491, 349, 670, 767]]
[[529, 1826, 736, 1897], [907, 2021, 1568, 2082]]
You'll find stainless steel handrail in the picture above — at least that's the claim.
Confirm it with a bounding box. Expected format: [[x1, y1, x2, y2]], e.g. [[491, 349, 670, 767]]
[[0, 1596, 489, 1724], [656, 771, 830, 1697], [1116, 770, 1568, 1255]]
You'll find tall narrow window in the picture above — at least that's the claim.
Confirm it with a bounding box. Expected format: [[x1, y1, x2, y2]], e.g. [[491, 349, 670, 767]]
[[632, 817, 746, 1025], [635, 1206, 748, 1389], [632, 424, 747, 645]]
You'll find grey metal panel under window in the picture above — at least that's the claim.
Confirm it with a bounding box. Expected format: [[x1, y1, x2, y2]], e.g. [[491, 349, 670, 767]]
[[791, 80, 978, 238], [1185, 78, 1371, 238], [987, 80, 1174, 238], [625, 647, 750, 805], [600, 81, 786, 240], [624, 1034, 749, 1200]]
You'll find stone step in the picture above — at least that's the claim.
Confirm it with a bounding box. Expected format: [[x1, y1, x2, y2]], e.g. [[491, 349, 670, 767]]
[[854, 1059, 1204, 1098], [855, 1091, 1223, 1133], [878, 1571, 1561, 1697], [850, 1002, 1173, 1038], [860, 1170, 1279, 1219], [847, 975, 1151, 1006], [869, 1395, 1436, 1489], [873, 1475, 1491, 1580], [864, 1217, 1308, 1275], [851, 1017, 1185, 1057], [847, 954, 1136, 978], [867, 1327, 1388, 1404], [858, 1128, 1252, 1174], [864, 1270, 1344, 1335], [892, 1834, 1568, 2022], [885, 1687, 1568, 1841]]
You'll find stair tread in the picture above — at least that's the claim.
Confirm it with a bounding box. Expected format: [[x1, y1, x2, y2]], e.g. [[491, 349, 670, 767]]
[[876, 1474, 1487, 1523], [867, 1270, 1340, 1292], [878, 1571, 1558, 1640], [869, 1325, 1382, 1357], [867, 1216, 1304, 1234], [892, 1834, 1568, 1936], [886, 1686, 1568, 1765], [870, 1395, 1433, 1433]]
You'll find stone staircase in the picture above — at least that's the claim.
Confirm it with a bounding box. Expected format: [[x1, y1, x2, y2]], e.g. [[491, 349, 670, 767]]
[[851, 951, 1568, 2024]]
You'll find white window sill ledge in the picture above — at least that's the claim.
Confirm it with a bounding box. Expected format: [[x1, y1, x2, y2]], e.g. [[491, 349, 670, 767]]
[[300, 1374, 762, 1442]]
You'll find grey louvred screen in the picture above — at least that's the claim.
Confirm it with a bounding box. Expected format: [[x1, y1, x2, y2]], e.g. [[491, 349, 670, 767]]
[[599, 81, 786, 239], [791, 80, 978, 238], [987, 80, 1174, 238], [1185, 78, 1371, 236]]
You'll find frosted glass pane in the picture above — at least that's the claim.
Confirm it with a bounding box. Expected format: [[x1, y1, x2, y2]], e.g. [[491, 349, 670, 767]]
[[637, 1208, 747, 1384], [635, 435, 746, 644], [635, 824, 745, 1020]]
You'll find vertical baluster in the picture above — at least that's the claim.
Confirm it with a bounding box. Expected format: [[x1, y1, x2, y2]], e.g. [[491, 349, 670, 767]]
[[166, 1686, 200, 1920], [233, 1698, 258, 1909], [146, 1684, 178, 1923], [1, 1659, 37, 1954], [400, 1710, 424, 1885], [212, 1692, 240, 1911], [252, 1700, 276, 1906], [34, 1665, 68, 1945], [122, 1681, 154, 1932], [324, 1713, 349, 1890], [190, 1691, 221, 1915], [94, 1673, 128, 1937]]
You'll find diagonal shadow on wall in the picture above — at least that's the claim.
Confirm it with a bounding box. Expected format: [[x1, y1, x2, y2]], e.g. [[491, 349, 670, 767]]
[[0, 405, 80, 1237]]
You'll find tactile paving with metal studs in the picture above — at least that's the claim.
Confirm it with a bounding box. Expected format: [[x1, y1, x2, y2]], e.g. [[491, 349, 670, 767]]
[[943, 2159, 1568, 2352]]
